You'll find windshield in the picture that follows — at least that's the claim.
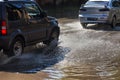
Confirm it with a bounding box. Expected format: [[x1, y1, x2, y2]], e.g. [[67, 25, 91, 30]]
[[84, 1, 109, 7]]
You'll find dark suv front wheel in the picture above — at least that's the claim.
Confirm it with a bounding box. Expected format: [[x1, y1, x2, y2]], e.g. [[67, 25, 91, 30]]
[[43, 29, 59, 45], [4, 38, 24, 57]]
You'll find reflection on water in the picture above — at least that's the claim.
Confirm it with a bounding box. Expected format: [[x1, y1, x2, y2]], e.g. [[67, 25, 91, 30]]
[[43, 67, 64, 80], [43, 62, 120, 80], [41, 55, 120, 80], [61, 66, 101, 80]]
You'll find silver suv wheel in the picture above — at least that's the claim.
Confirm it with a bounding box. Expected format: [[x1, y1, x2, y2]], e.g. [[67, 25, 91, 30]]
[[81, 23, 87, 28], [111, 17, 116, 29]]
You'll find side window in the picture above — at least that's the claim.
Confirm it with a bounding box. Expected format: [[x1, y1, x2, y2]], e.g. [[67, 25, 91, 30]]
[[24, 3, 41, 19], [6, 3, 23, 21]]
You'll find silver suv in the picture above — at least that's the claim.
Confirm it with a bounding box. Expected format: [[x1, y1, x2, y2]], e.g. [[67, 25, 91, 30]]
[[79, 0, 120, 28]]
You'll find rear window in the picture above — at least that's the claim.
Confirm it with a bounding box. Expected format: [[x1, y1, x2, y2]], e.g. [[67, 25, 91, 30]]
[[84, 1, 108, 7]]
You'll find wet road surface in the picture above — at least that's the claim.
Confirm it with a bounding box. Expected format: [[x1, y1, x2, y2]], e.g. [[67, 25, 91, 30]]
[[0, 18, 120, 80]]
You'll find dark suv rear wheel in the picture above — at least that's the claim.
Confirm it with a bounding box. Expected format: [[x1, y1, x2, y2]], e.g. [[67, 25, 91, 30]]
[[43, 29, 59, 45], [4, 38, 24, 57]]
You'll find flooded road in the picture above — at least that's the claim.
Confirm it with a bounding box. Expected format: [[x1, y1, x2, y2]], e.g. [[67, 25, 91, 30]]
[[0, 18, 120, 80]]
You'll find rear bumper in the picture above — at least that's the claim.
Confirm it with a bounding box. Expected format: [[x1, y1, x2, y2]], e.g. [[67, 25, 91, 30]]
[[0, 36, 10, 50], [79, 14, 109, 24]]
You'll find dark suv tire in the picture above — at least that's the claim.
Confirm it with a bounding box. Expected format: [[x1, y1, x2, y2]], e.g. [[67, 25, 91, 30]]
[[4, 37, 24, 57], [43, 29, 59, 45]]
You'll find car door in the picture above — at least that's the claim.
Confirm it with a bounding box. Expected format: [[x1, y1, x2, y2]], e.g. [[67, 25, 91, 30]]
[[24, 2, 47, 42], [6, 2, 30, 40]]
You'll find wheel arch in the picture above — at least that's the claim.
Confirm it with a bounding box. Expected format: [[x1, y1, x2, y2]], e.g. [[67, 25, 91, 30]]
[[14, 35, 26, 47], [50, 27, 60, 37], [8, 34, 26, 50], [43, 26, 60, 45]]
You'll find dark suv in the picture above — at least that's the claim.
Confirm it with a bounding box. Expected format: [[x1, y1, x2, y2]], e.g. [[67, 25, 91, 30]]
[[0, 0, 60, 57]]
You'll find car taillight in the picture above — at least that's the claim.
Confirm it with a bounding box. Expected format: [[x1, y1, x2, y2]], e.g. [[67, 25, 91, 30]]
[[80, 8, 86, 11], [1, 21, 7, 35], [99, 8, 109, 11]]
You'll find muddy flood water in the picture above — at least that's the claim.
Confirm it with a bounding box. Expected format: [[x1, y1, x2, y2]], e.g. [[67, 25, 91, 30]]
[[0, 19, 120, 80]]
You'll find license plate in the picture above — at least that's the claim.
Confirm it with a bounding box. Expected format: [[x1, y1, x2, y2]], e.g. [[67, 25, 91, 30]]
[[87, 18, 97, 21]]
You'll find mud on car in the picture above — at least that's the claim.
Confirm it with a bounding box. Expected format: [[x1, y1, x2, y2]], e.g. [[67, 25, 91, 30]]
[[0, 0, 60, 57]]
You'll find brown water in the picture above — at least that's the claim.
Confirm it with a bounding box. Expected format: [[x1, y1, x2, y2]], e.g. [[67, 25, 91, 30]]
[[0, 19, 120, 80]]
